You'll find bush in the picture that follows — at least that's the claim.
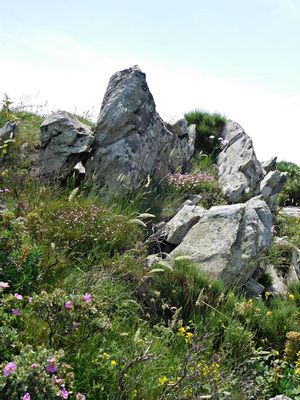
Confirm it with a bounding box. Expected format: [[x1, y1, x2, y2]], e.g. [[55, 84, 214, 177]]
[[184, 110, 226, 156], [276, 161, 300, 206]]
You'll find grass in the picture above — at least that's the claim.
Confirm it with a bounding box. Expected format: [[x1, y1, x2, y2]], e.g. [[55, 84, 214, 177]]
[[1, 100, 300, 399]]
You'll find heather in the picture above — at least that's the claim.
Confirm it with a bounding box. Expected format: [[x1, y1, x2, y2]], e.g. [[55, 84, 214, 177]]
[[1, 99, 300, 399]]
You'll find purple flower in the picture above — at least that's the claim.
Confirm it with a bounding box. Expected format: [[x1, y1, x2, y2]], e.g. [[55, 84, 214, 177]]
[[84, 293, 91, 303], [14, 293, 23, 300], [65, 301, 72, 308], [61, 387, 69, 399], [76, 394, 86, 400], [5, 188, 9, 193], [32, 363, 37, 368], [73, 322, 78, 330], [23, 394, 30, 400], [47, 364, 58, 373], [12, 309, 20, 316], [0, 282, 9, 288], [4, 362, 17, 377]]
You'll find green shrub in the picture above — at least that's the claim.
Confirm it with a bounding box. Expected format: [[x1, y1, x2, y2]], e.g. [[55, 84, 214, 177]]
[[277, 161, 300, 206], [184, 109, 226, 156], [147, 257, 225, 324]]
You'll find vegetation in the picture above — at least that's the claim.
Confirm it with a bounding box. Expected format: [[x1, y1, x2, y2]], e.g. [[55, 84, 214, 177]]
[[184, 109, 227, 157], [277, 161, 300, 207], [1, 97, 300, 399]]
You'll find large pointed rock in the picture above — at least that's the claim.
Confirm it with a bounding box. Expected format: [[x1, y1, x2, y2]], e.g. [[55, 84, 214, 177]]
[[85, 66, 193, 192], [171, 197, 272, 286], [39, 111, 94, 176], [216, 120, 264, 203]]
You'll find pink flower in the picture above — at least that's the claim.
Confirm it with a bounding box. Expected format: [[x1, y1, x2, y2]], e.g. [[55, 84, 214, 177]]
[[47, 357, 55, 363], [12, 309, 20, 316], [61, 387, 69, 399], [0, 282, 9, 288], [23, 394, 30, 400], [84, 293, 91, 303], [32, 363, 37, 368], [65, 301, 72, 308], [28, 297, 32, 302], [4, 362, 17, 377], [14, 293, 23, 300], [271, 225, 277, 235], [47, 364, 58, 373], [76, 394, 86, 399], [73, 322, 78, 330], [55, 376, 62, 383]]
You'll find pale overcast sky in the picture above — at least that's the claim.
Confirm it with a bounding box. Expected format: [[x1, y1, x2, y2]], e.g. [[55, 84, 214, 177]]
[[1, 0, 300, 165]]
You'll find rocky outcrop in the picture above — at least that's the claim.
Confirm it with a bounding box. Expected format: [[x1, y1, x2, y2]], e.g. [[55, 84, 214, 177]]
[[85, 65, 193, 192], [153, 197, 272, 286], [216, 120, 264, 203], [260, 170, 288, 208], [0, 121, 19, 145], [262, 156, 277, 173], [39, 111, 94, 176]]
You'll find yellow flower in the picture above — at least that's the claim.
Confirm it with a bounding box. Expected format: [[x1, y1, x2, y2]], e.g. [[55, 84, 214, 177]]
[[4, 144, 8, 147], [102, 352, 110, 359], [266, 311, 272, 316], [185, 332, 194, 344], [289, 294, 295, 300], [2, 149, 7, 154], [265, 292, 271, 300], [248, 299, 253, 304], [158, 376, 168, 386], [110, 360, 117, 366]]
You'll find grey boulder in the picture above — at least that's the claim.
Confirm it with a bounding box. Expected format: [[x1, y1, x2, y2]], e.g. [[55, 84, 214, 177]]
[[39, 111, 94, 176], [0, 121, 19, 145], [170, 197, 272, 286]]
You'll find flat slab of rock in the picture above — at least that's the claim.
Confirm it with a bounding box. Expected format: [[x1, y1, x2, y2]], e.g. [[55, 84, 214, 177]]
[[279, 206, 300, 219], [171, 197, 272, 286], [162, 204, 205, 245]]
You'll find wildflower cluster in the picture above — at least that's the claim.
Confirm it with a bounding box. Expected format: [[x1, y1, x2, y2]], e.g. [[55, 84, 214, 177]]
[[167, 173, 214, 192], [0, 188, 9, 194], [178, 326, 194, 345], [49, 203, 139, 255], [284, 331, 300, 361], [29, 288, 110, 349], [0, 345, 74, 400]]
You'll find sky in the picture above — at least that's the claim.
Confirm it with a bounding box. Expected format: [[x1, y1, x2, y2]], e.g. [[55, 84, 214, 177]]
[[1, 0, 300, 165]]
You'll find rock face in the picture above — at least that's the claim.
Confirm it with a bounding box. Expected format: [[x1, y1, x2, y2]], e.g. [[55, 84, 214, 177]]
[[85, 65, 193, 192], [164, 197, 273, 286], [216, 120, 264, 203], [39, 111, 94, 176]]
